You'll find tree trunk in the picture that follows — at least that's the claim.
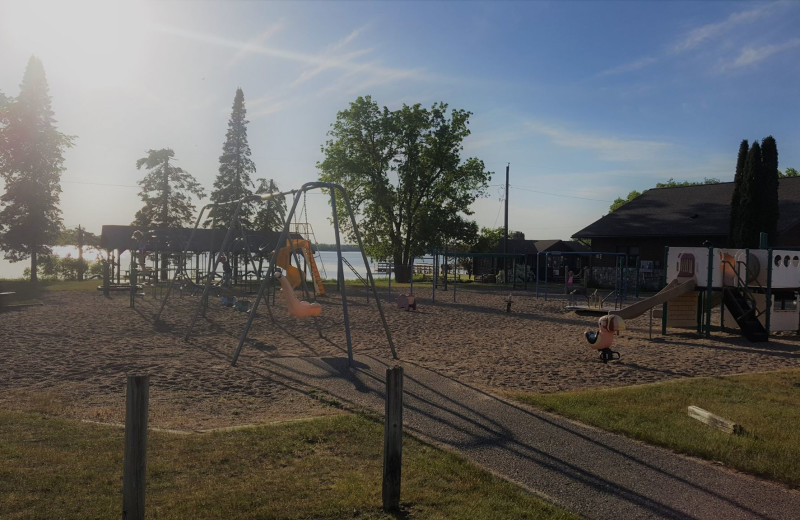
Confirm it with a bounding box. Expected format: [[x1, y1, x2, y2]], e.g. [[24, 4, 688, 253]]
[[30, 252, 38, 283]]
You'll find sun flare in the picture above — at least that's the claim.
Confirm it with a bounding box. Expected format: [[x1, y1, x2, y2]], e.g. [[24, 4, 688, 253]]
[[2, 0, 150, 89]]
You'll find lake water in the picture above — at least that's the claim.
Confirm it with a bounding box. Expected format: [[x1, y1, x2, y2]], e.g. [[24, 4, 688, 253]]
[[0, 247, 382, 281]]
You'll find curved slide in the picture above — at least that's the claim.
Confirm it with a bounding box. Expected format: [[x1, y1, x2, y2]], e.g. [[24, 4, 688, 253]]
[[615, 277, 696, 320], [274, 239, 326, 296], [275, 272, 322, 318]]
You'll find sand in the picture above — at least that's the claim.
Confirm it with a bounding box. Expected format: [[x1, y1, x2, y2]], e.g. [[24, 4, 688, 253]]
[[2, 283, 799, 431]]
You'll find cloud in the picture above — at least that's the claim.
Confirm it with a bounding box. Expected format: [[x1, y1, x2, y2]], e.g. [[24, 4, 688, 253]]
[[597, 56, 658, 77], [719, 38, 800, 71], [672, 4, 772, 53], [524, 121, 671, 162]]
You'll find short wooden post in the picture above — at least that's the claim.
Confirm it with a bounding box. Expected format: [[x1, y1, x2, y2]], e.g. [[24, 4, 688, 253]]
[[382, 366, 403, 511], [122, 375, 150, 520], [688, 405, 743, 435], [103, 260, 110, 297]]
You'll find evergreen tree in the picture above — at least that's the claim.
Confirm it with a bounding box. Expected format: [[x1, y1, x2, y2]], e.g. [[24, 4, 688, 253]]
[[206, 88, 256, 228], [737, 141, 763, 248], [253, 178, 287, 232], [759, 135, 779, 242], [729, 140, 749, 246], [0, 56, 73, 282], [133, 148, 204, 228]]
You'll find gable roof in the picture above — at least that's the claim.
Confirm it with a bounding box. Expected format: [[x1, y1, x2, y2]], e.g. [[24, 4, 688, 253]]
[[573, 177, 800, 243]]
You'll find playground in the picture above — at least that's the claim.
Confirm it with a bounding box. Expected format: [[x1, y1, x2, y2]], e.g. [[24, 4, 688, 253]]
[[2, 281, 799, 431]]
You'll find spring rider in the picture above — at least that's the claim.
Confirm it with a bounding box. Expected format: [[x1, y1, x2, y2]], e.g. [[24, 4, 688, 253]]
[[585, 314, 625, 363]]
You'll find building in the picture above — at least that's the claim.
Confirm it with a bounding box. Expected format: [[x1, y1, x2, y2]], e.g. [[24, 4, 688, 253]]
[[572, 177, 800, 268]]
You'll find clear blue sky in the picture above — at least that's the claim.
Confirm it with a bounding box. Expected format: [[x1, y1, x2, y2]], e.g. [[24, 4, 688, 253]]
[[1, 0, 798, 244]]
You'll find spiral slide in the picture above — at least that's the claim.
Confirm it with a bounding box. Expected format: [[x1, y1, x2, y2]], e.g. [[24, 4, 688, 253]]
[[274, 239, 326, 295]]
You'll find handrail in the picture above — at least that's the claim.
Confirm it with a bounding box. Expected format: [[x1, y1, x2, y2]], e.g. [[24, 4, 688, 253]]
[[721, 258, 763, 320]]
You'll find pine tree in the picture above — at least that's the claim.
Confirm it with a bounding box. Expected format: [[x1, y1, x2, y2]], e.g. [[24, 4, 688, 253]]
[[729, 140, 749, 247], [133, 148, 204, 228], [759, 136, 779, 242], [737, 141, 763, 248], [253, 178, 287, 232], [206, 88, 256, 229], [0, 56, 73, 282]]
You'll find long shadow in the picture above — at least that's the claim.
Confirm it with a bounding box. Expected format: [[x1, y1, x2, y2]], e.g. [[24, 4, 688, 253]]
[[247, 353, 784, 519]]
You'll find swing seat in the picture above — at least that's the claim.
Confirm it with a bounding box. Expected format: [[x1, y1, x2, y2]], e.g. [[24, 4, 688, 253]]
[[275, 272, 322, 318]]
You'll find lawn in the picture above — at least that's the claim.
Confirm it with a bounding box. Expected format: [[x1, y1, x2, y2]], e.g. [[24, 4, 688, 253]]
[[0, 410, 578, 519], [515, 369, 800, 488]]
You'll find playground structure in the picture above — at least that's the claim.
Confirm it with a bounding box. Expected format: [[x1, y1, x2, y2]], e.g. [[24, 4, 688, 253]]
[[231, 181, 397, 366], [430, 250, 530, 303], [580, 245, 800, 347]]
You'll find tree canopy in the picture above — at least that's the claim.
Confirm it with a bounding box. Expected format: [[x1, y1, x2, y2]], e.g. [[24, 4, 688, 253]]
[[253, 178, 288, 233], [318, 96, 491, 282], [206, 88, 257, 228], [133, 148, 205, 229], [0, 56, 73, 282]]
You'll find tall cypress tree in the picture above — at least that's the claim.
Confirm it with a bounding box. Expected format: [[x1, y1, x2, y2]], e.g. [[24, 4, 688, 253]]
[[0, 56, 73, 282], [737, 141, 763, 248], [729, 139, 749, 247], [207, 88, 256, 229], [759, 136, 779, 243]]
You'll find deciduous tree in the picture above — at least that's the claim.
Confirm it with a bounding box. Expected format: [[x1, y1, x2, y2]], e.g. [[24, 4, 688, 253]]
[[0, 56, 73, 282], [318, 96, 491, 282]]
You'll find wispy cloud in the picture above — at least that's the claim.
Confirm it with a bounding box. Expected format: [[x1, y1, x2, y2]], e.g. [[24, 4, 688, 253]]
[[226, 20, 287, 70], [597, 56, 658, 77], [719, 38, 800, 71], [524, 121, 671, 162], [672, 4, 772, 53]]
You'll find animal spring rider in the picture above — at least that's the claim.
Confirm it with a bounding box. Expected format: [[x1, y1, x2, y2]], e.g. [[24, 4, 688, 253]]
[[585, 314, 625, 363]]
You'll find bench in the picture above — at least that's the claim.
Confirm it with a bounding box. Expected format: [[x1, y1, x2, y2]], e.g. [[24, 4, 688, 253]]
[[0, 291, 17, 311]]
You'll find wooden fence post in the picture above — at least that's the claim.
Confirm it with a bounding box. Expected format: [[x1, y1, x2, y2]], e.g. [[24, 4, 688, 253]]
[[122, 375, 150, 520], [382, 366, 403, 511], [103, 260, 110, 297]]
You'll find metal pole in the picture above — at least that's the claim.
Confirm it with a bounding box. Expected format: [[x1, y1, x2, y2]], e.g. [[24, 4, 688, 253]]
[[340, 186, 397, 360], [232, 191, 303, 366], [330, 190, 354, 365]]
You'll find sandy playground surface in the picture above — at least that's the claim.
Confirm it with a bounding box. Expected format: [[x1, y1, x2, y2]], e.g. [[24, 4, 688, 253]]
[[2, 283, 800, 431]]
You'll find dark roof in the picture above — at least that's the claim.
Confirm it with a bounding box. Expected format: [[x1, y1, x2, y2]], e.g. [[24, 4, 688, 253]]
[[572, 177, 800, 244], [100, 225, 292, 254]]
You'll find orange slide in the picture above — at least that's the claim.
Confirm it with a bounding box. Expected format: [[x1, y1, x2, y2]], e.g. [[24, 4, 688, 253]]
[[274, 239, 326, 296]]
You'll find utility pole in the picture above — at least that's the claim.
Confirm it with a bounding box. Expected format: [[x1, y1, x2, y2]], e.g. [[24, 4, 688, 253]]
[[504, 163, 509, 277], [504, 163, 509, 253]]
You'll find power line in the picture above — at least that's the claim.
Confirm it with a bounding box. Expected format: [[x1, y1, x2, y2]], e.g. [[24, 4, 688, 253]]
[[510, 184, 613, 203], [62, 179, 139, 189]]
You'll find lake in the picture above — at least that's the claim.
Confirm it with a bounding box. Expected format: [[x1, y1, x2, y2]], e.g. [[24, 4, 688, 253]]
[[0, 248, 384, 281]]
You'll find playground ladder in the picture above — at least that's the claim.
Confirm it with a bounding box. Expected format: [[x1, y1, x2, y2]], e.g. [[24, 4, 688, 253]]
[[720, 259, 768, 342], [341, 256, 368, 288]]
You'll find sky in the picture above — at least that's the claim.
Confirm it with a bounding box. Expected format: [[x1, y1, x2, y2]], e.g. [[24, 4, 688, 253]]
[[1, 0, 799, 249]]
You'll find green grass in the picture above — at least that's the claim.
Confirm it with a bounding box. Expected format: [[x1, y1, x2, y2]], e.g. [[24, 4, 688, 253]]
[[515, 369, 800, 488], [0, 411, 578, 519]]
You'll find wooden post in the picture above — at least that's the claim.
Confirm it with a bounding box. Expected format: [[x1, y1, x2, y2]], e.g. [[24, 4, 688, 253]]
[[382, 366, 403, 511], [103, 260, 110, 297], [688, 405, 743, 435], [123, 375, 150, 520]]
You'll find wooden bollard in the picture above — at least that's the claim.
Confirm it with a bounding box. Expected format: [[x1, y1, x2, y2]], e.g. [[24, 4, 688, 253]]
[[382, 366, 403, 511], [123, 375, 150, 520]]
